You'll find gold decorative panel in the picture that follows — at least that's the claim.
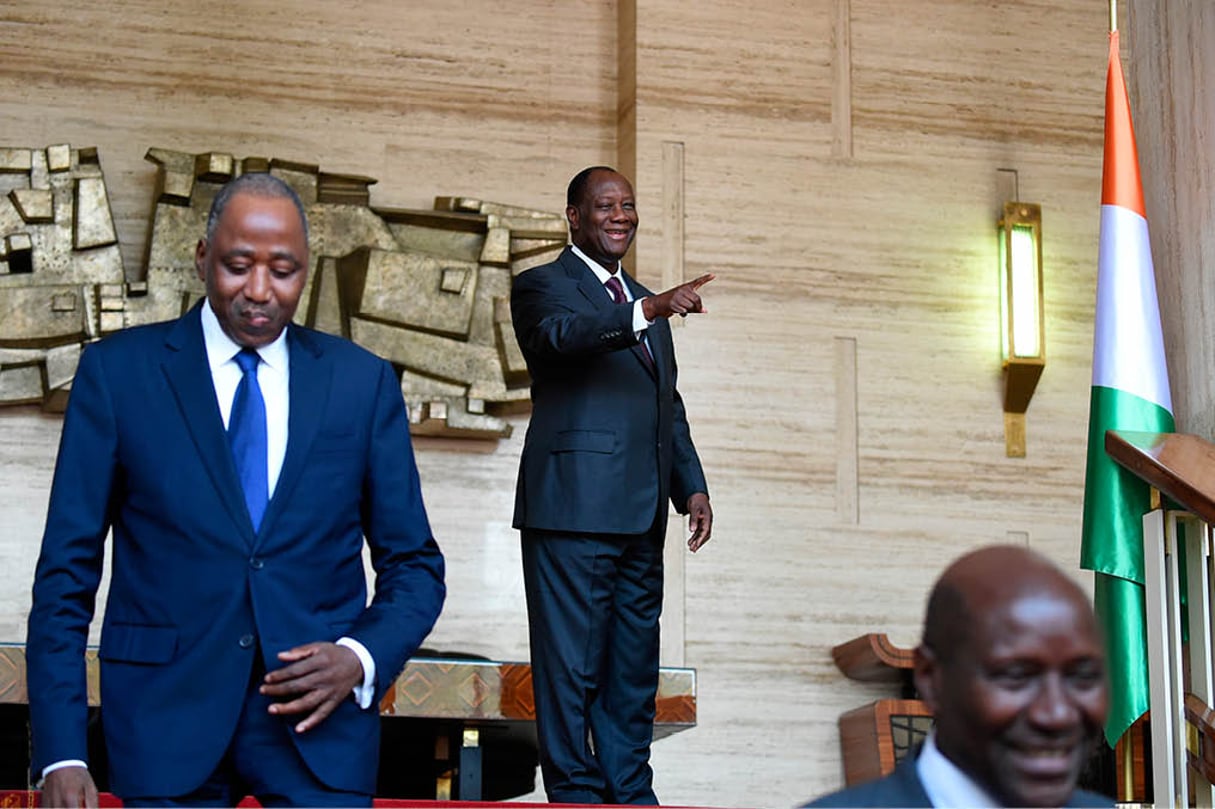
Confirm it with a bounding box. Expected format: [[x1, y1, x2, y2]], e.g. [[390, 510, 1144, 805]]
[[0, 644, 694, 737], [0, 145, 123, 407], [0, 145, 568, 440]]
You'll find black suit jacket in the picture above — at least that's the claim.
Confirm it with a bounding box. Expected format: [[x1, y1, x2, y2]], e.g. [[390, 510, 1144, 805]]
[[511, 247, 707, 534], [804, 750, 1113, 808]]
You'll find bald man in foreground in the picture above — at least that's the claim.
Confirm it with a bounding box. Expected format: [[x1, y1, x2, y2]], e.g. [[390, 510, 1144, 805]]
[[806, 545, 1112, 808]]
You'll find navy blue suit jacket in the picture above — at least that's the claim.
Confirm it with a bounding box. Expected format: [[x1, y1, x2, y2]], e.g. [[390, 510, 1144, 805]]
[[510, 247, 707, 533], [805, 751, 1112, 808], [26, 304, 445, 797]]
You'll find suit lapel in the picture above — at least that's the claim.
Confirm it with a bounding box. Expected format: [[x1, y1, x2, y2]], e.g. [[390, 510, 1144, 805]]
[[623, 272, 660, 381], [255, 324, 330, 548], [898, 749, 934, 807], [161, 305, 253, 541], [566, 248, 660, 381], [567, 249, 612, 312]]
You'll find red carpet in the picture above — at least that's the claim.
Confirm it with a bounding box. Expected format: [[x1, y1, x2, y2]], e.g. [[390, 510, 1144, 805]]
[[0, 793, 718, 808]]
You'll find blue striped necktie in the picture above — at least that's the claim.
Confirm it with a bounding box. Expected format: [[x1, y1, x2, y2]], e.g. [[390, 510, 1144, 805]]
[[229, 348, 268, 531]]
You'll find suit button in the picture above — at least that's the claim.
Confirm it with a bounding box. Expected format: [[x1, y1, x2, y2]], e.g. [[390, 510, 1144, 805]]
[[249, 557, 264, 570], [238, 634, 255, 649]]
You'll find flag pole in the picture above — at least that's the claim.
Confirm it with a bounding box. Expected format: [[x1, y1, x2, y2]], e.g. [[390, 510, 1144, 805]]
[[1107, 6, 1127, 795], [1121, 733, 1134, 801]]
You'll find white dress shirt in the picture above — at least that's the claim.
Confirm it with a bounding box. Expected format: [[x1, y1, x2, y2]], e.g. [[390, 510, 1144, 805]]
[[201, 299, 290, 495], [199, 301, 375, 707], [916, 732, 1001, 808], [569, 244, 654, 344]]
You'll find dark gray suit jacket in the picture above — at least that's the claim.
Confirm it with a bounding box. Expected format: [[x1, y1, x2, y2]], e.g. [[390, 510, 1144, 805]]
[[804, 750, 1113, 808], [510, 247, 707, 534]]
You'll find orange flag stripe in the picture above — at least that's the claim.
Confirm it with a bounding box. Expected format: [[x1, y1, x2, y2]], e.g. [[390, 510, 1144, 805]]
[[1102, 31, 1147, 217]]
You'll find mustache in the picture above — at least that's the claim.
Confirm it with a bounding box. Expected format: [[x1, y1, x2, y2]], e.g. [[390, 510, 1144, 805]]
[[236, 304, 273, 318]]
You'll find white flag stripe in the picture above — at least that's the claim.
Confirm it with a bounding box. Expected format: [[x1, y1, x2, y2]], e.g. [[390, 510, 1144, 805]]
[[1092, 204, 1173, 413]]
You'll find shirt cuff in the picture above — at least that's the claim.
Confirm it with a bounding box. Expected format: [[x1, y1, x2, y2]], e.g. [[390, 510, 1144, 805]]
[[41, 760, 88, 786], [631, 298, 652, 335], [336, 636, 376, 709]]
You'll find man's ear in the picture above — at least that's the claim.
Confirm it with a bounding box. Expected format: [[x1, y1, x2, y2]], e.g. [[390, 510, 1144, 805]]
[[913, 644, 940, 713], [195, 239, 208, 283], [565, 205, 580, 233]]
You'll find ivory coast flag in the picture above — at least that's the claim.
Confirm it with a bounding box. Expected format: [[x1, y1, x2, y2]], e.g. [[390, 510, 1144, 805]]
[[1080, 29, 1175, 747]]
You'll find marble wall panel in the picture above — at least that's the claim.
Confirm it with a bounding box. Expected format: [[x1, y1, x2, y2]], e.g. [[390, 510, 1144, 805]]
[[0, 1, 1119, 806], [626, 0, 1108, 804], [1126, 2, 1215, 440]]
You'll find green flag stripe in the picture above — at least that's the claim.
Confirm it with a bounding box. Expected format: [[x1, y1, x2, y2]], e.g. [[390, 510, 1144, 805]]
[[1081, 384, 1174, 746], [1081, 384, 1175, 583], [1095, 572, 1150, 746]]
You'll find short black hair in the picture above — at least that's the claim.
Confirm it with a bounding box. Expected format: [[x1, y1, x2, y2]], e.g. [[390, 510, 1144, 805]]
[[567, 165, 618, 208], [205, 172, 309, 244]]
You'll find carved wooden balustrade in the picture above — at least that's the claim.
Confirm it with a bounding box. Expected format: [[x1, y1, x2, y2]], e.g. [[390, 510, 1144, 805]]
[[1106, 430, 1215, 808]]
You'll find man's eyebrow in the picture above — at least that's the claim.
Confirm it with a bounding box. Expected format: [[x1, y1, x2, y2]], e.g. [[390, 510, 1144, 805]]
[[218, 247, 302, 264], [268, 248, 303, 264]]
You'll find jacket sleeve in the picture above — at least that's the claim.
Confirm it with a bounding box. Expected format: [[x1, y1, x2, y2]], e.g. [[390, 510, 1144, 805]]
[[347, 359, 446, 697], [511, 265, 639, 361], [26, 344, 117, 775]]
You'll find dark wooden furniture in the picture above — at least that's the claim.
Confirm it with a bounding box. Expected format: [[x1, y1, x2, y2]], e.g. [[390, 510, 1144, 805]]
[[0, 644, 695, 800], [831, 632, 931, 786]]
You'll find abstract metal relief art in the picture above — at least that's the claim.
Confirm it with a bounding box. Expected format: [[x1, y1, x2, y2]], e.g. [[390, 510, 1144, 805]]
[[0, 145, 124, 411], [0, 145, 567, 439]]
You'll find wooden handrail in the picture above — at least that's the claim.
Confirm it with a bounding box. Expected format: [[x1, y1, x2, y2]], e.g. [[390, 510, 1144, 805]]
[[1186, 693, 1215, 786], [1105, 431, 1215, 525], [1114, 430, 1215, 805], [831, 633, 915, 683]]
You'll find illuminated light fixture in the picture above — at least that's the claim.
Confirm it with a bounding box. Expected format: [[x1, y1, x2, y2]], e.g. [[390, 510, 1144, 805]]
[[999, 200, 1045, 457]]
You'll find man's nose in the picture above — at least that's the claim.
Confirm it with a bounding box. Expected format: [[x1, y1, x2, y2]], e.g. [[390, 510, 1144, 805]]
[[1028, 674, 1081, 730], [244, 267, 272, 302]]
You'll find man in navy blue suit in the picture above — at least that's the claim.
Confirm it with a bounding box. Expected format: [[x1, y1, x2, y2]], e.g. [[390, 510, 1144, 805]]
[[26, 173, 445, 807], [806, 546, 1110, 808], [511, 166, 714, 804]]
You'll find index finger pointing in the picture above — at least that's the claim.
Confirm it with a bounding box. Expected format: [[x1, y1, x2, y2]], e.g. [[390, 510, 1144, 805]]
[[688, 273, 716, 290]]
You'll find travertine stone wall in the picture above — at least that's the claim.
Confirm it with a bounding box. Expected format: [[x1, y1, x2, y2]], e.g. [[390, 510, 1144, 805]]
[[1126, 2, 1215, 440], [625, 2, 1110, 799], [0, 2, 1119, 805]]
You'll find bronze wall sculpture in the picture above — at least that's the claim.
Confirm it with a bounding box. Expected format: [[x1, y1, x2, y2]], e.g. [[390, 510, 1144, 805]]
[[0, 145, 124, 411], [0, 144, 566, 439]]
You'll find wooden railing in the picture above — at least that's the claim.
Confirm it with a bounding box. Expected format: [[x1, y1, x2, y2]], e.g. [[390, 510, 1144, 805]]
[[830, 633, 932, 786], [0, 644, 696, 801], [1105, 430, 1215, 808]]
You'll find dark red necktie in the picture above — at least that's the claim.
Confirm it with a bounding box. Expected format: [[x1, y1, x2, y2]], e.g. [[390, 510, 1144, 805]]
[[604, 276, 655, 371]]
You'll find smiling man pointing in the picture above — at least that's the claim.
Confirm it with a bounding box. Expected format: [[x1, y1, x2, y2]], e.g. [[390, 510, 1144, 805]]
[[510, 166, 714, 804]]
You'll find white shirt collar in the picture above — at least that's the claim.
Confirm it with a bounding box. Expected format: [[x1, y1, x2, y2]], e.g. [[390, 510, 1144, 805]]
[[200, 298, 290, 372], [570, 243, 623, 287], [916, 732, 1001, 808]]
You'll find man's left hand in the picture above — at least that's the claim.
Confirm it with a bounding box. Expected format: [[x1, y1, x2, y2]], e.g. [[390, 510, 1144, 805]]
[[261, 641, 364, 733], [686, 493, 713, 552]]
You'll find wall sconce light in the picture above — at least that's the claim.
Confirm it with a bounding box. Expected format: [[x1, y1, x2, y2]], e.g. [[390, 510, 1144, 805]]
[[999, 200, 1045, 458]]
